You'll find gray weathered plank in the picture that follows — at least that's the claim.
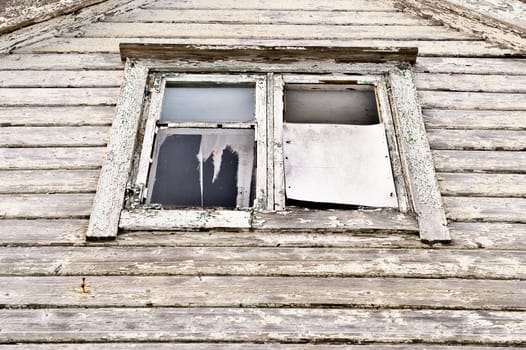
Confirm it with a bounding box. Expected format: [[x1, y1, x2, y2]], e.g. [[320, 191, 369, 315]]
[[449, 222, 526, 250], [438, 173, 526, 197], [0, 219, 86, 244], [1, 308, 525, 344], [419, 91, 526, 110], [428, 130, 526, 151], [389, 68, 450, 242], [0, 88, 119, 106], [141, 0, 399, 11], [432, 150, 526, 173], [0, 126, 109, 147], [423, 110, 526, 130], [0, 70, 123, 88], [79, 22, 472, 40], [444, 197, 526, 222], [415, 73, 526, 93], [109, 9, 428, 25], [416, 57, 526, 75], [0, 194, 93, 219], [2, 276, 525, 310], [0, 147, 105, 170], [0, 170, 99, 194], [0, 106, 115, 126], [25, 37, 514, 57], [87, 61, 148, 239], [2, 246, 525, 278], [0, 53, 122, 70]]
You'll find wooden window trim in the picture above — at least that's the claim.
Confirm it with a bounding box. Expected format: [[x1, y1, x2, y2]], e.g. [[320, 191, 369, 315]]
[[87, 45, 450, 243]]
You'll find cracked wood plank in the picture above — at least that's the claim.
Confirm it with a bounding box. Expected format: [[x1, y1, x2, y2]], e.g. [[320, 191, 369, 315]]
[[0, 193, 93, 219], [432, 150, 526, 173], [0, 169, 99, 194], [0, 126, 109, 147], [0, 70, 123, 88], [419, 91, 526, 110], [415, 57, 526, 75], [427, 130, 526, 151], [0, 53, 122, 70], [0, 88, 119, 106], [437, 173, 526, 197], [0, 147, 105, 170], [423, 110, 526, 130], [0, 106, 115, 127], [444, 197, 526, 222]]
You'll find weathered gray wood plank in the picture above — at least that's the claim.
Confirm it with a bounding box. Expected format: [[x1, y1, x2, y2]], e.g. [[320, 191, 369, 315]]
[[432, 150, 526, 173], [79, 22, 472, 40], [0, 219, 86, 244], [444, 197, 526, 222], [419, 91, 526, 110], [0, 106, 114, 126], [2, 246, 525, 278], [141, 0, 399, 11], [0, 147, 105, 170], [87, 61, 148, 239], [428, 130, 526, 151], [416, 57, 526, 75], [449, 222, 526, 250], [0, 53, 122, 70], [423, 110, 526, 130], [0, 88, 119, 106], [0, 193, 93, 219], [438, 173, 526, 197], [110, 9, 428, 25], [389, 68, 450, 243], [2, 276, 525, 310], [0, 126, 109, 147], [0, 70, 123, 88], [416, 73, 526, 93], [0, 170, 99, 194], [1, 308, 525, 344], [25, 37, 514, 57]]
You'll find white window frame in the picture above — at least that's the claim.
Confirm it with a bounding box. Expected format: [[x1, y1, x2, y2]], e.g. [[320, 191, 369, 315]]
[[87, 45, 450, 243]]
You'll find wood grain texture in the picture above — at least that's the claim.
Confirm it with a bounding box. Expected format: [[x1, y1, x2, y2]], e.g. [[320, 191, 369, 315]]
[[0, 147, 105, 170], [0, 106, 115, 126], [0, 70, 123, 88], [79, 22, 472, 40], [0, 219, 86, 244], [438, 173, 526, 197], [0, 193, 93, 219], [415, 73, 526, 93], [2, 246, 525, 278], [0, 169, 99, 194], [432, 150, 526, 173], [444, 196, 526, 222], [0, 88, 119, 106], [428, 129, 526, 151], [419, 91, 526, 110], [449, 222, 526, 250], [1, 308, 525, 344], [0, 126, 109, 147], [0, 53, 122, 70], [2, 276, 525, 310], [416, 57, 526, 75], [423, 110, 526, 130], [25, 37, 515, 57], [0, 346, 521, 350]]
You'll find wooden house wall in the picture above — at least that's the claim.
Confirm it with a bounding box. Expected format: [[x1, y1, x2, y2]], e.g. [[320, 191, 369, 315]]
[[0, 0, 525, 347]]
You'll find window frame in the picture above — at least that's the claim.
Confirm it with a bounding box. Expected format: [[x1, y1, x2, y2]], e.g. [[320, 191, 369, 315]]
[[87, 45, 450, 243]]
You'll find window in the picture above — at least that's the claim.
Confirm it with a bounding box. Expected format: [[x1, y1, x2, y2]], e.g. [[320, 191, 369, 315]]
[[87, 45, 450, 243]]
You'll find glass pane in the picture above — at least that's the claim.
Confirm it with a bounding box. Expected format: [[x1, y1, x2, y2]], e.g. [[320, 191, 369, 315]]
[[147, 128, 255, 208], [160, 86, 255, 122], [285, 84, 379, 125]]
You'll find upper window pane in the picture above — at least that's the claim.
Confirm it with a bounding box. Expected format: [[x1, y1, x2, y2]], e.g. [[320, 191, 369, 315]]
[[285, 84, 379, 125], [160, 85, 255, 122]]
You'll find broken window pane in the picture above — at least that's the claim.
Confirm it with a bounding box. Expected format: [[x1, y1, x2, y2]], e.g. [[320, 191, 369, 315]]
[[283, 123, 398, 208], [160, 86, 255, 123], [147, 128, 255, 208], [285, 84, 379, 124]]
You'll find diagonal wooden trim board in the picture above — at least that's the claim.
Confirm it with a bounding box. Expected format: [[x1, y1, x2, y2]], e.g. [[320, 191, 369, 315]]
[[393, 0, 526, 52], [119, 43, 419, 64]]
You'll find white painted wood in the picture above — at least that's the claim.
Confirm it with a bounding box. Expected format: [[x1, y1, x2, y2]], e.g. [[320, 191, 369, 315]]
[[0, 88, 119, 106], [78, 22, 471, 40], [0, 147, 105, 170], [450, 222, 526, 250], [272, 74, 285, 210], [1, 308, 525, 343], [0, 70, 123, 88], [423, 110, 526, 131], [87, 60, 148, 239], [0, 193, 93, 219], [444, 197, 526, 222], [0, 126, 109, 147], [265, 73, 275, 210], [0, 169, 99, 194], [0, 106, 114, 126], [119, 209, 252, 230], [419, 91, 526, 110], [254, 75, 268, 209], [0, 53, 123, 70], [416, 57, 526, 75], [389, 68, 450, 243], [415, 73, 526, 93], [3, 246, 525, 279], [432, 150, 526, 173]]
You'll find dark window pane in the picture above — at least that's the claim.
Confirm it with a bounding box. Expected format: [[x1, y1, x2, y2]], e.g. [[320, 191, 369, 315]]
[[285, 84, 379, 125], [160, 86, 255, 122], [147, 128, 255, 208]]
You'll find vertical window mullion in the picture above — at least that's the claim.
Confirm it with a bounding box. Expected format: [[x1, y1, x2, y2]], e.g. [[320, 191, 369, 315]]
[[272, 74, 286, 210], [254, 75, 268, 210]]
